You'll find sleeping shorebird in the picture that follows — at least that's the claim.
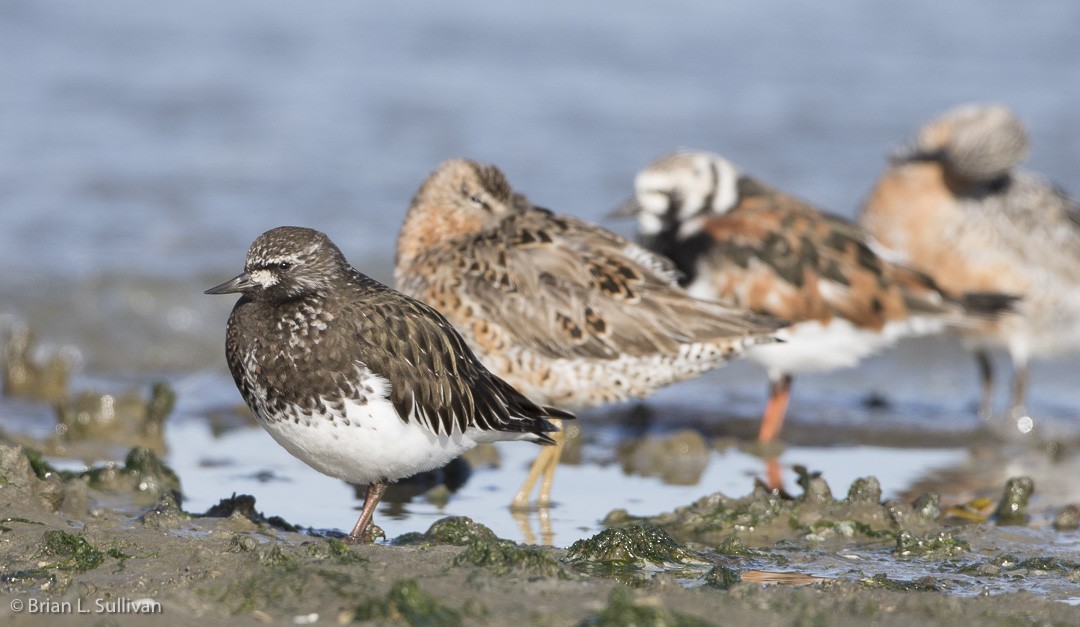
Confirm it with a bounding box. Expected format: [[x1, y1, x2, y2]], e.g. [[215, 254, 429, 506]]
[[861, 103, 1080, 431], [618, 150, 1016, 445], [206, 226, 572, 542], [395, 158, 783, 510]]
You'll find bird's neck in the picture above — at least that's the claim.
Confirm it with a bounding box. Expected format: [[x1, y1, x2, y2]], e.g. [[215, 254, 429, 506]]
[[395, 202, 488, 273]]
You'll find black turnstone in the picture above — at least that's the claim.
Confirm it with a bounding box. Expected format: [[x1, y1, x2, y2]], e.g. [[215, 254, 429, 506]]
[[206, 226, 572, 542]]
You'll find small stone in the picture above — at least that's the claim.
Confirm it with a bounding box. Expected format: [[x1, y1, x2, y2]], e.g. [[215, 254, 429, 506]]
[[994, 476, 1034, 526], [846, 477, 882, 503], [1052, 504, 1080, 531], [913, 492, 941, 519], [703, 565, 740, 589]]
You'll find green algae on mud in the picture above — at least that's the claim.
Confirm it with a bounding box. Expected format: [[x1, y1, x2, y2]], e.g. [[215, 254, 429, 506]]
[[580, 585, 712, 627], [393, 515, 498, 547], [0, 444, 1078, 627], [352, 578, 483, 625], [566, 524, 706, 577]]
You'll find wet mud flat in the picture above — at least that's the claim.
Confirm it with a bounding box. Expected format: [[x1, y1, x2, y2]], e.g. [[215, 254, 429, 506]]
[[1, 329, 1079, 625], [1, 440, 1078, 627]]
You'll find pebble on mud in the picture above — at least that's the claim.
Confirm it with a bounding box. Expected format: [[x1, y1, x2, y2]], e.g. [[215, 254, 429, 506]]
[[994, 476, 1034, 526], [1052, 504, 1080, 531], [201, 493, 298, 532], [0, 444, 67, 512]]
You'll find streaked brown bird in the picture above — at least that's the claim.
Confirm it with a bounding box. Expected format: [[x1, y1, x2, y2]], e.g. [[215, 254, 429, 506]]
[[395, 158, 783, 510]]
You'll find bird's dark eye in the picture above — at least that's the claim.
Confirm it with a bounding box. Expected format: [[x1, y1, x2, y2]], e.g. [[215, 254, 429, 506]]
[[462, 185, 491, 211], [277, 261, 293, 271]]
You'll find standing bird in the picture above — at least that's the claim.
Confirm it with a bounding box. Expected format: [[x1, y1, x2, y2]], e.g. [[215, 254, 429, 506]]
[[861, 104, 1080, 429], [618, 150, 1015, 445], [206, 226, 572, 542], [395, 159, 783, 510]]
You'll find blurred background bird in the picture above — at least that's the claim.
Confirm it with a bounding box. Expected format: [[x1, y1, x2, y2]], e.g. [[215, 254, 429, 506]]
[[395, 158, 784, 511], [860, 103, 1080, 434], [616, 150, 1016, 465]]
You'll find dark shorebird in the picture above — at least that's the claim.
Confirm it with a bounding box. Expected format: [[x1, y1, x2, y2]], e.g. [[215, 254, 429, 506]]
[[395, 159, 783, 510], [206, 226, 571, 542], [861, 103, 1080, 431], [618, 150, 1016, 447]]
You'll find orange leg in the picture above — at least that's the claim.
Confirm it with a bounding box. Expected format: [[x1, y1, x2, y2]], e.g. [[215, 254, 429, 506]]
[[763, 456, 783, 493], [758, 374, 793, 444]]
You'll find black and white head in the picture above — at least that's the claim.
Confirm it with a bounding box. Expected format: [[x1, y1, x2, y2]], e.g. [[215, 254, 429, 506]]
[[616, 151, 742, 245], [205, 226, 349, 302]]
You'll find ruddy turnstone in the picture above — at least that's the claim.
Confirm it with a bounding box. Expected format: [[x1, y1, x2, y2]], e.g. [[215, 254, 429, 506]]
[[206, 226, 572, 542], [395, 159, 783, 509], [860, 103, 1080, 429], [618, 150, 1015, 444]]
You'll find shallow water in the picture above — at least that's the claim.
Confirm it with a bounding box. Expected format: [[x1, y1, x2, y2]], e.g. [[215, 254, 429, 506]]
[[2, 0, 1079, 374], [2, 0, 1080, 604], [163, 416, 970, 545]]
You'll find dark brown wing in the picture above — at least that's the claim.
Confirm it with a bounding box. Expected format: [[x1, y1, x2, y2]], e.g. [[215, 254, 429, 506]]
[[344, 272, 572, 440]]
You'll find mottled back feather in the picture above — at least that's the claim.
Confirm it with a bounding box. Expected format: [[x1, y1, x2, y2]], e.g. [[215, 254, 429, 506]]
[[223, 227, 571, 441], [396, 160, 783, 363]]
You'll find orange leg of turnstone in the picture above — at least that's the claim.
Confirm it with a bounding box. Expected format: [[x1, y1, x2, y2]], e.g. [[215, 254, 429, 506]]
[[764, 456, 783, 492], [346, 480, 388, 544], [758, 374, 793, 444], [511, 419, 564, 510]]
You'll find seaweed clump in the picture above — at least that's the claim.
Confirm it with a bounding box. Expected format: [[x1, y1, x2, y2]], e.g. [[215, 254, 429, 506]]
[[393, 516, 498, 547], [566, 524, 705, 578]]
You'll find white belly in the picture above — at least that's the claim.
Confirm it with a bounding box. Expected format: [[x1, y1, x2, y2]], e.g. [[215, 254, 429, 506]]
[[259, 395, 478, 486], [748, 316, 945, 376]]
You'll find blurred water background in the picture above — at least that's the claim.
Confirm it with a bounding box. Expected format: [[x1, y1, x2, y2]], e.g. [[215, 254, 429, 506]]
[[2, 0, 1079, 544]]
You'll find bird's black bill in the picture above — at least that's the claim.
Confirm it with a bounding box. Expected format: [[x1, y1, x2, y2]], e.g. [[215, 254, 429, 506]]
[[205, 272, 255, 295], [606, 196, 642, 220]]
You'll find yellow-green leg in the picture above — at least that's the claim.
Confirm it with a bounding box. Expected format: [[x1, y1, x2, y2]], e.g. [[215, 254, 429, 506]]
[[511, 419, 565, 510], [536, 424, 565, 507]]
